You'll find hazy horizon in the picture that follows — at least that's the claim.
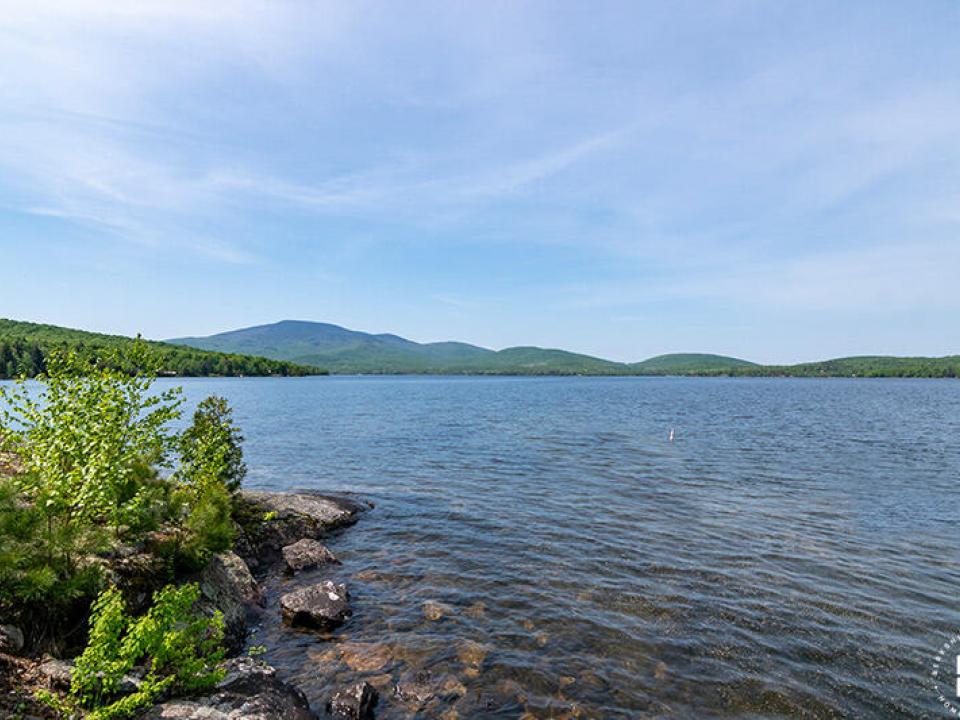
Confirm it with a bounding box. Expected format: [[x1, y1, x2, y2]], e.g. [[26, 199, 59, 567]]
[[1, 2, 958, 364]]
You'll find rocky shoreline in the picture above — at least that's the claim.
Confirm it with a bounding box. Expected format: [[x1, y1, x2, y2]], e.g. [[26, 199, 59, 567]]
[[1, 489, 377, 720]]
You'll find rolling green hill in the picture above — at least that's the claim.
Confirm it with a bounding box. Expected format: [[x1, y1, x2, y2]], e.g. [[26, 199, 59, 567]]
[[631, 353, 757, 374], [169, 320, 624, 375], [0, 319, 322, 379], [168, 320, 959, 377], [4, 319, 954, 378]]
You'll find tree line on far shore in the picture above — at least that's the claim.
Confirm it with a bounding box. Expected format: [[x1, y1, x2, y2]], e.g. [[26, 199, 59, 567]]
[[722, 357, 960, 379], [0, 320, 324, 379]]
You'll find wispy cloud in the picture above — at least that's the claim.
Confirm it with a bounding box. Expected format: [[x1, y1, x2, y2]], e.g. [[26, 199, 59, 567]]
[[0, 2, 957, 357]]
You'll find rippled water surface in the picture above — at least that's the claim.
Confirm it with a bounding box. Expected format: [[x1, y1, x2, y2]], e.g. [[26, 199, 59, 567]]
[[165, 376, 959, 718]]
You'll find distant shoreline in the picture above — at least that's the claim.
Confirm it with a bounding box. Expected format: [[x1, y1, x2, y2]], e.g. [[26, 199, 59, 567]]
[[147, 371, 960, 380], [4, 318, 958, 380]]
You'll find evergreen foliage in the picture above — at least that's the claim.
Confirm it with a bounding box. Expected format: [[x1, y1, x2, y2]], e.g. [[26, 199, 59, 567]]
[[178, 396, 247, 495]]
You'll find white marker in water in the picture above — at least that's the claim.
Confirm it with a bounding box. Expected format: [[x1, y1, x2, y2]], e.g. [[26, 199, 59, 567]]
[[955, 654, 960, 697], [669, 428, 675, 442]]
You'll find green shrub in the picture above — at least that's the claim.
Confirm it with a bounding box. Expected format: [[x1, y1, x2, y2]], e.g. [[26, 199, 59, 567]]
[[0, 478, 106, 637], [40, 582, 226, 720], [0, 342, 182, 533], [0, 341, 249, 651], [171, 482, 235, 571], [178, 395, 247, 496]]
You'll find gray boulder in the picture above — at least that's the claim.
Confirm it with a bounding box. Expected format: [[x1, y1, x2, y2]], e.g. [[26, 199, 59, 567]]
[[37, 658, 141, 695], [282, 538, 340, 574], [37, 658, 74, 688], [328, 681, 377, 719], [280, 581, 351, 631], [0, 624, 24, 654], [142, 657, 315, 719], [199, 552, 263, 654], [234, 491, 368, 567]]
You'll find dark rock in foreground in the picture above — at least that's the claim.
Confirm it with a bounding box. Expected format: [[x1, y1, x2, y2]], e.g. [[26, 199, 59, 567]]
[[199, 551, 264, 654], [328, 681, 378, 719], [235, 491, 368, 568], [0, 625, 24, 654], [280, 581, 352, 631], [142, 657, 316, 719], [282, 538, 340, 574]]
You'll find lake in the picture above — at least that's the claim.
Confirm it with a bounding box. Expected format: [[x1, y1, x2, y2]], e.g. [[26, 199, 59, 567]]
[[56, 376, 960, 716]]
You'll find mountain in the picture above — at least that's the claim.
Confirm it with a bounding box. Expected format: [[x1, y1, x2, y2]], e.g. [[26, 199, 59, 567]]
[[0, 319, 321, 379], [168, 320, 960, 377], [631, 353, 757, 373], [5, 319, 955, 378], [168, 320, 622, 374]]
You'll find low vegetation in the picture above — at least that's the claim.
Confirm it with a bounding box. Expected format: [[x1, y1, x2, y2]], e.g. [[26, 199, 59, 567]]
[[38, 584, 225, 720], [0, 341, 248, 717]]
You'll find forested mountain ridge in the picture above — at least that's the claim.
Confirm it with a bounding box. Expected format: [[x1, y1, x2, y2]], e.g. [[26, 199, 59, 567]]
[[169, 320, 628, 374], [171, 320, 960, 377], [4, 319, 956, 378], [0, 319, 322, 379]]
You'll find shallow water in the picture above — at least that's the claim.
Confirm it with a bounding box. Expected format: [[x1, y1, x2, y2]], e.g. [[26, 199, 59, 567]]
[[131, 377, 960, 715]]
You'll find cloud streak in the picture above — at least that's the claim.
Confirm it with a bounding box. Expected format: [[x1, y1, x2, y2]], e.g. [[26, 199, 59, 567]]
[[0, 1, 957, 357]]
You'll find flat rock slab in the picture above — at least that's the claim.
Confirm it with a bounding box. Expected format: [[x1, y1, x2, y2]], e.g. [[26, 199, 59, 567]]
[[142, 657, 315, 720], [280, 581, 352, 631], [282, 538, 340, 574], [235, 491, 368, 566]]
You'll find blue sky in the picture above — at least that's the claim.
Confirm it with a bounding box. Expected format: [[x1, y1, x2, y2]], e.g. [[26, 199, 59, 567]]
[[0, 1, 957, 363]]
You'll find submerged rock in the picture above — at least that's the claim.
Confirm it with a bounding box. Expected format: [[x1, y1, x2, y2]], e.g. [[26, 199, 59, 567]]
[[464, 601, 486, 619], [394, 669, 466, 710], [199, 551, 264, 654], [456, 639, 488, 669], [234, 491, 368, 566], [422, 600, 452, 621], [364, 674, 393, 692], [327, 681, 378, 719], [282, 538, 340, 574], [394, 670, 437, 706], [0, 624, 24, 654], [280, 581, 352, 630], [143, 657, 315, 719], [338, 642, 391, 672]]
